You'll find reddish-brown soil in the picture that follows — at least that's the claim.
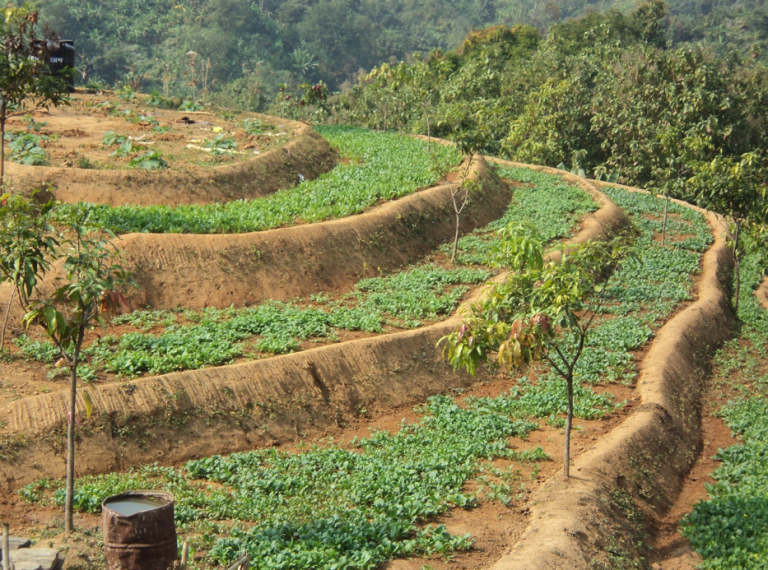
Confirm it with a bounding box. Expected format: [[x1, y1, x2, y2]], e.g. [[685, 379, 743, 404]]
[[0, 154, 510, 327], [12, 94, 290, 170], [475, 180, 733, 570], [1, 164, 722, 570], [647, 293, 768, 569], [646, 409, 735, 570], [0, 371, 638, 570], [5, 91, 338, 206]]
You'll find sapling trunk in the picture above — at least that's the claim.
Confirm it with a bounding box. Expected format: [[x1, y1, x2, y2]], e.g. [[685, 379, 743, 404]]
[[449, 157, 474, 265], [564, 373, 574, 479], [733, 220, 742, 314], [0, 100, 6, 189], [661, 189, 670, 246], [64, 362, 77, 533], [452, 213, 460, 264], [64, 328, 85, 534], [3, 523, 10, 570], [424, 103, 431, 154], [0, 288, 15, 353]]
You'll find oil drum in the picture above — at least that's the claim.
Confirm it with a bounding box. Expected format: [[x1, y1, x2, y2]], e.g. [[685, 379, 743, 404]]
[[102, 491, 178, 570]]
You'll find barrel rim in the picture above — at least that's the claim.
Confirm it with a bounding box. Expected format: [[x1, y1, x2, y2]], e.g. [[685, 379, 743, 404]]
[[102, 490, 175, 517]]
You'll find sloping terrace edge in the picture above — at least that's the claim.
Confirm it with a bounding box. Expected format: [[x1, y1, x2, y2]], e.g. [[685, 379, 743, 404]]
[[0, 154, 510, 323], [757, 277, 768, 310], [0, 168, 628, 489], [6, 120, 337, 207], [487, 182, 735, 569]]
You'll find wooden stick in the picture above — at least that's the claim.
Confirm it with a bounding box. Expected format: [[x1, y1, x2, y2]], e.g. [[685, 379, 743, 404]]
[[226, 554, 250, 570], [2, 523, 11, 570], [179, 541, 189, 570]]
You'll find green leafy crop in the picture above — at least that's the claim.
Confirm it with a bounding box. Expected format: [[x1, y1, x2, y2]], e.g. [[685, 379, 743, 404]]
[[6, 131, 48, 166], [21, 392, 551, 569], [67, 126, 461, 234], [680, 253, 768, 569], [129, 150, 169, 170], [446, 165, 597, 265], [15, 266, 489, 377]]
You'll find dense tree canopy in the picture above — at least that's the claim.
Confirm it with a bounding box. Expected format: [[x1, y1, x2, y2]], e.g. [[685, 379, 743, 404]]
[[31, 0, 768, 112], [345, 0, 768, 198]]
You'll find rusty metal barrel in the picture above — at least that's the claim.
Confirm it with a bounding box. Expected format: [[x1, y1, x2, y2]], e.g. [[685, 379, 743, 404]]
[[102, 491, 178, 570]]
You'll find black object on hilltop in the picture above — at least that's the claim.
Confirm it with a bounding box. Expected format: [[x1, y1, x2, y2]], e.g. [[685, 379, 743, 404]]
[[33, 39, 75, 91]]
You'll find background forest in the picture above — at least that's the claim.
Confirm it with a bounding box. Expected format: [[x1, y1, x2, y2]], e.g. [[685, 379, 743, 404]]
[[30, 0, 768, 200], [34, 0, 768, 108]]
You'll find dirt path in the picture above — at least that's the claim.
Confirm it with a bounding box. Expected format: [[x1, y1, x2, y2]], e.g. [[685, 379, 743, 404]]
[[646, 278, 768, 569], [646, 407, 735, 570]]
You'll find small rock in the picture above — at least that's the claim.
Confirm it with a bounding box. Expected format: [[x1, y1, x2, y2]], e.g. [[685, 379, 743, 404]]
[[10, 548, 63, 570], [0, 536, 32, 552]]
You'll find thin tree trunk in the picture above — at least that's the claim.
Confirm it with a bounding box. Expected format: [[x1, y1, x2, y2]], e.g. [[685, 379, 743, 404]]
[[1, 102, 6, 189], [661, 190, 669, 246], [424, 104, 431, 154], [452, 213, 461, 264], [382, 102, 388, 133], [563, 373, 574, 479], [734, 220, 741, 314], [0, 287, 15, 353], [64, 361, 77, 533]]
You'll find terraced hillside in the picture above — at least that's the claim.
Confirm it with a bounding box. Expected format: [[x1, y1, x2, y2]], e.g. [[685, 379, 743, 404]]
[[0, 120, 757, 570]]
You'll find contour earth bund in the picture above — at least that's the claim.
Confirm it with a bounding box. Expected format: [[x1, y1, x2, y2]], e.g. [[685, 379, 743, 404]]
[[0, 123, 742, 569]]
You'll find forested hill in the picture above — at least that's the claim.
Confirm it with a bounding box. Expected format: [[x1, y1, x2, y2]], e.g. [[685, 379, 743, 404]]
[[35, 0, 768, 109]]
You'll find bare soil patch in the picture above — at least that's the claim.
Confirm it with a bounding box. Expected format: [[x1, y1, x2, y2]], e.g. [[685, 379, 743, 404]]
[[4, 91, 337, 206]]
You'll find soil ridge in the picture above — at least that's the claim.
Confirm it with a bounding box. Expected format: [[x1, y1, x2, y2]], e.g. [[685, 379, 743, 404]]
[[0, 155, 511, 323], [0, 168, 627, 490], [486, 183, 735, 569], [7, 120, 338, 207]]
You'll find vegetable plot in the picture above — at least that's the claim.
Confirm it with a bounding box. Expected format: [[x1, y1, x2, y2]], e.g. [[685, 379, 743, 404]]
[[446, 165, 597, 265], [18, 177, 715, 569], [13, 167, 594, 379], [22, 392, 556, 570], [75, 126, 461, 234], [15, 266, 491, 377], [680, 253, 768, 569]]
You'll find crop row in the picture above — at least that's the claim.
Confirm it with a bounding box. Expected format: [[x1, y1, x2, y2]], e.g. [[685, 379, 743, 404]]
[[447, 165, 598, 265], [14, 167, 597, 380], [19, 180, 714, 568], [15, 265, 490, 378], [680, 252, 768, 569], [70, 126, 460, 234], [578, 187, 712, 385]]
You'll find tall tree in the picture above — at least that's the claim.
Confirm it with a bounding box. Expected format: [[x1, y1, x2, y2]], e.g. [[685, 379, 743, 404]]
[[688, 151, 768, 312]]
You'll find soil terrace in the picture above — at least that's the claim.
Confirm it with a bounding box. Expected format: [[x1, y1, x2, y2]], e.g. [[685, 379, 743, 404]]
[[0, 144, 740, 570], [5, 91, 338, 206]]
